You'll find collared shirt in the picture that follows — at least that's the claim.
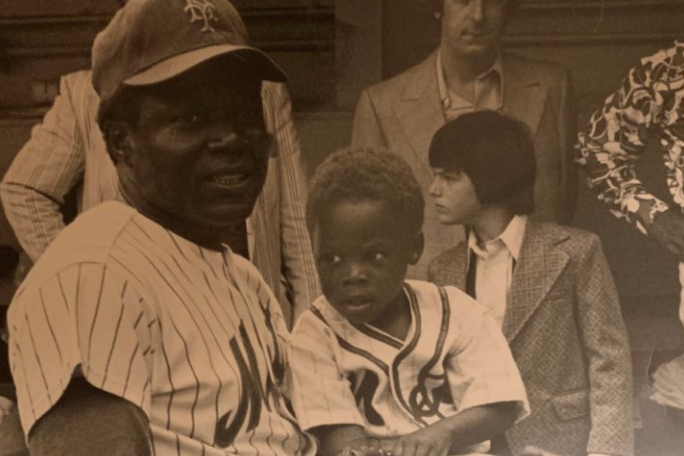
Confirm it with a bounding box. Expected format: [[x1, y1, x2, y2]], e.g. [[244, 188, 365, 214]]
[[436, 49, 503, 121], [468, 215, 527, 327]]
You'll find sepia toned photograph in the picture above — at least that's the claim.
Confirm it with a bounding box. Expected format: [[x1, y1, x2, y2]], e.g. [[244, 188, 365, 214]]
[[0, 0, 682, 455]]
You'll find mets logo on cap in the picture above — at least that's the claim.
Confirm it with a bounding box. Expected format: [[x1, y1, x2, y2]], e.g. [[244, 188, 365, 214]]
[[184, 0, 218, 32]]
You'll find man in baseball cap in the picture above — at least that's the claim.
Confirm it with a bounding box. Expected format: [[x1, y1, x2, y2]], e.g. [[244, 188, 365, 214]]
[[7, 1, 315, 455]]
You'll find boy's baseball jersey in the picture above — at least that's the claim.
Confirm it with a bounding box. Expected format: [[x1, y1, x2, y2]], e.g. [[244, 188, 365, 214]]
[[287, 280, 529, 437], [8, 201, 315, 456]]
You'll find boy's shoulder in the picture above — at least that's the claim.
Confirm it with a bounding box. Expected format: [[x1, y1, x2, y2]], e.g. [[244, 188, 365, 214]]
[[427, 221, 603, 285], [527, 221, 602, 256]]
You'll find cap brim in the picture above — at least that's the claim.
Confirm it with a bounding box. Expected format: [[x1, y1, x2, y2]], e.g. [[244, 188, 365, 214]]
[[123, 44, 287, 86]]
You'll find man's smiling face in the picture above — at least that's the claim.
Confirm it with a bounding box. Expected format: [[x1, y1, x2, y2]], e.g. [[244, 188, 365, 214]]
[[117, 57, 271, 241]]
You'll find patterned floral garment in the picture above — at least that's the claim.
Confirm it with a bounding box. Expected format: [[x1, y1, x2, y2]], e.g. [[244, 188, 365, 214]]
[[577, 41, 684, 235]]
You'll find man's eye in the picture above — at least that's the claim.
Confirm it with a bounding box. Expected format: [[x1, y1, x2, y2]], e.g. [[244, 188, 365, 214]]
[[370, 252, 386, 263], [178, 113, 204, 125], [319, 254, 342, 265]]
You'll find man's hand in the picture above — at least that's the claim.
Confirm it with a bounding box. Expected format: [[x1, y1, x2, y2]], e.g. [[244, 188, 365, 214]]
[[647, 208, 684, 261]]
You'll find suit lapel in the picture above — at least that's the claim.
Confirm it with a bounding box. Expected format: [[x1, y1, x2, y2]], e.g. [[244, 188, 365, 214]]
[[501, 53, 545, 136], [392, 51, 445, 180], [503, 222, 569, 342]]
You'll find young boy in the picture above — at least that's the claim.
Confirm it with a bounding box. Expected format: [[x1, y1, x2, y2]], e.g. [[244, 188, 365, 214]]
[[427, 111, 634, 456], [287, 148, 529, 456]]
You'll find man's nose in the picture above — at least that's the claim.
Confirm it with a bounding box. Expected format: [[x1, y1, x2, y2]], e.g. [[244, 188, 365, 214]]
[[468, 0, 485, 23], [207, 122, 242, 151]]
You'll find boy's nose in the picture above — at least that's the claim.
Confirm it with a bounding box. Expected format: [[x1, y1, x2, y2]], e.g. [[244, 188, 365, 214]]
[[343, 262, 368, 285], [428, 180, 441, 197]]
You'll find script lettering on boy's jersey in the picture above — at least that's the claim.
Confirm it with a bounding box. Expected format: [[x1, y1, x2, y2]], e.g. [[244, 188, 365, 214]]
[[408, 375, 453, 420], [348, 371, 384, 426], [214, 323, 279, 447]]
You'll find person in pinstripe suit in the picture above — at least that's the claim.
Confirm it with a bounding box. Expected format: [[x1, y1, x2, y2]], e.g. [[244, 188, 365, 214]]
[[6, 1, 316, 455]]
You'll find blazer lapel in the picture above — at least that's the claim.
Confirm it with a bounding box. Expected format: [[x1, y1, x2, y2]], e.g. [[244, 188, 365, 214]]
[[501, 53, 545, 136], [392, 51, 445, 180], [503, 222, 569, 342]]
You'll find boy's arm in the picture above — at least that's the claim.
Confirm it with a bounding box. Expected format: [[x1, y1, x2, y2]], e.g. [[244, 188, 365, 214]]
[[575, 235, 634, 456], [29, 378, 150, 456], [388, 401, 518, 456]]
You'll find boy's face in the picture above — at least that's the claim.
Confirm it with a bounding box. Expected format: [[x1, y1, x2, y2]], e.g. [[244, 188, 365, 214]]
[[312, 199, 423, 326], [429, 168, 482, 225]]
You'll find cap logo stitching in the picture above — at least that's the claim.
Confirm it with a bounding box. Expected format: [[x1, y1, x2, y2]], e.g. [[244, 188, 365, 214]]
[[183, 0, 219, 33]]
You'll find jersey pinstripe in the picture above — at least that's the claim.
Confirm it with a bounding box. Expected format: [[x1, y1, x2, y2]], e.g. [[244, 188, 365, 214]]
[[287, 281, 529, 440], [8, 201, 315, 456]]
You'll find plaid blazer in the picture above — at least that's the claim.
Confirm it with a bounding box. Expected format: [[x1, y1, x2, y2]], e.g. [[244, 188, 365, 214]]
[[428, 221, 633, 456]]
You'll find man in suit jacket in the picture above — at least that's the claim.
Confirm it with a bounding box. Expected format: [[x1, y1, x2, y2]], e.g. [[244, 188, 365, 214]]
[[0, 70, 319, 326], [352, 0, 576, 279], [427, 112, 632, 456]]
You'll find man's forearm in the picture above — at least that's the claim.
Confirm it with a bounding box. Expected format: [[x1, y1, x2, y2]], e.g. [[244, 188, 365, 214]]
[[28, 378, 151, 456]]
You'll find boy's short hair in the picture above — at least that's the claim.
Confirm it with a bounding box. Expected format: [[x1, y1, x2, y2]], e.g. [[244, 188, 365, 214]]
[[428, 110, 536, 215], [307, 147, 424, 235]]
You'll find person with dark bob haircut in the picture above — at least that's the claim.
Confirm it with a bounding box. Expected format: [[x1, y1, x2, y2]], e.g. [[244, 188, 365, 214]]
[[428, 110, 536, 216], [427, 111, 634, 456], [292, 146, 529, 456]]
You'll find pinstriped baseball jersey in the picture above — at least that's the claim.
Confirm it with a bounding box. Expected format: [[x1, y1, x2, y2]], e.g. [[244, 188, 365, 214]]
[[288, 280, 529, 439], [8, 201, 316, 456]]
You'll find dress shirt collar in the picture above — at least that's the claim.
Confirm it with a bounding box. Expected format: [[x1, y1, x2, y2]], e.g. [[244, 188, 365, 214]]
[[436, 48, 504, 111], [468, 215, 527, 262]]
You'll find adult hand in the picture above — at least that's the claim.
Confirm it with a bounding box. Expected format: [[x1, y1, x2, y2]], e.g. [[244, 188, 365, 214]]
[[647, 209, 684, 261]]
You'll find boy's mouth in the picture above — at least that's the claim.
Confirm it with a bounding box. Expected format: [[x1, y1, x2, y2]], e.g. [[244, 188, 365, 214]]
[[342, 295, 374, 310]]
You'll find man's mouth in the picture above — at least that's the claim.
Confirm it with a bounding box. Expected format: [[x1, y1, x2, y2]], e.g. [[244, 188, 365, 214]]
[[210, 174, 250, 187], [463, 31, 489, 41]]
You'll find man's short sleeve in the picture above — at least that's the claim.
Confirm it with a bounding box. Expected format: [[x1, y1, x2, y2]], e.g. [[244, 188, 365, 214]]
[[8, 262, 156, 435], [443, 287, 530, 422]]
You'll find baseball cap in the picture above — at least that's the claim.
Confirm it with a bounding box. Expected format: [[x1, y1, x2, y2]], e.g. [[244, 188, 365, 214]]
[[92, 0, 286, 107]]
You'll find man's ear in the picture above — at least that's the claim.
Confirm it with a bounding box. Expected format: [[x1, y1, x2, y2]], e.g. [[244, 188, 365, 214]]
[[103, 120, 134, 167], [408, 232, 425, 265]]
